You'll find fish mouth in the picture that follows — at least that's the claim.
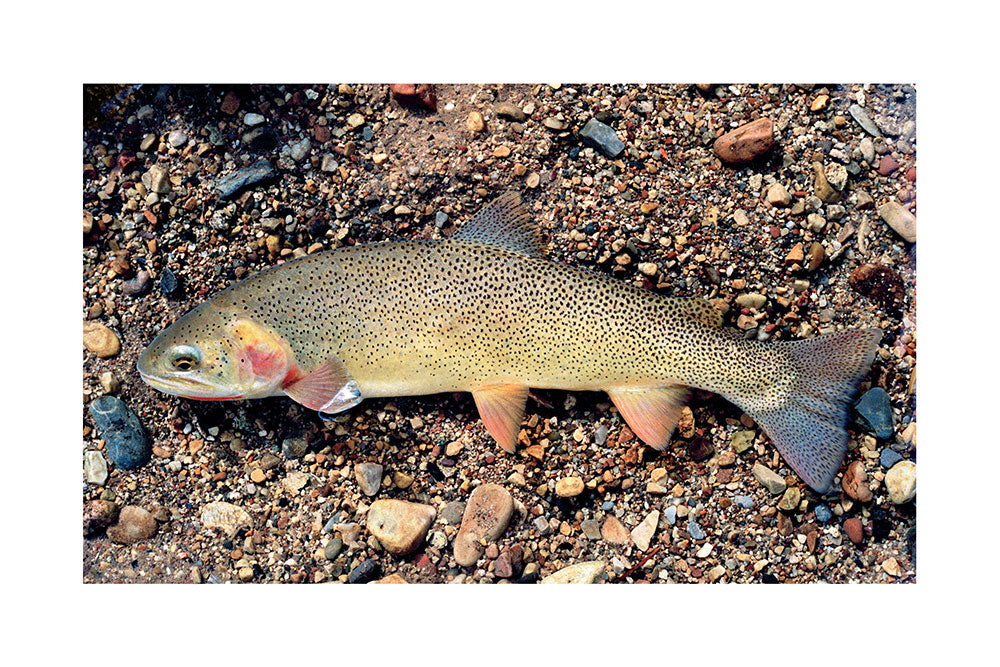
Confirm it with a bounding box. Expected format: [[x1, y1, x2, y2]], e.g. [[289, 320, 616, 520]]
[[138, 369, 243, 401]]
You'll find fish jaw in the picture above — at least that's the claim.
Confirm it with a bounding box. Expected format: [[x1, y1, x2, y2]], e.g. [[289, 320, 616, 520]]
[[137, 366, 245, 401]]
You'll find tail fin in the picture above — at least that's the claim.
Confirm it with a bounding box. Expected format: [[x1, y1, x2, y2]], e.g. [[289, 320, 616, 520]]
[[749, 328, 881, 493]]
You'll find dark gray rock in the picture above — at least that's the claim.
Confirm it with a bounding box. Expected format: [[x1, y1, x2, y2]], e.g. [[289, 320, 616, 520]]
[[88, 396, 151, 470], [160, 267, 180, 296], [281, 435, 308, 459], [216, 160, 278, 200], [579, 118, 625, 158], [854, 387, 895, 439], [347, 558, 379, 583]]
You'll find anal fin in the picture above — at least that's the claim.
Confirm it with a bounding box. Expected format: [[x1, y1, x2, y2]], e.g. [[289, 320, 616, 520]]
[[472, 384, 529, 454], [607, 385, 690, 450], [283, 356, 363, 414]]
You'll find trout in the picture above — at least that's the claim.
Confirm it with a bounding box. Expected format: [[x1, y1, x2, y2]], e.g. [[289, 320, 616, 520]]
[[138, 192, 880, 492]]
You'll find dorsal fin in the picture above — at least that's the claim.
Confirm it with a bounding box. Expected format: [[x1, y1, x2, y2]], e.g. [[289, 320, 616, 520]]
[[676, 297, 724, 328], [451, 191, 545, 257]]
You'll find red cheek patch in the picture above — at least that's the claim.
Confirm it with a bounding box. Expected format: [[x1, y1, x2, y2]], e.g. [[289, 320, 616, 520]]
[[245, 343, 285, 376]]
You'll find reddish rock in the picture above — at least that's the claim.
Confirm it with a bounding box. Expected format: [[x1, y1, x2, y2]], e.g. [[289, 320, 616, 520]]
[[390, 84, 437, 111], [841, 460, 873, 502], [687, 436, 714, 462], [848, 264, 905, 312], [878, 155, 899, 176], [905, 166, 916, 183], [494, 544, 524, 578], [220, 91, 240, 115], [713, 118, 774, 164], [83, 163, 97, 180], [844, 517, 864, 545], [313, 124, 331, 144], [83, 500, 119, 536]]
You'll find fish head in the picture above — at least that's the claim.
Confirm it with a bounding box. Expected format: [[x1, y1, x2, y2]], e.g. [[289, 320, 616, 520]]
[[138, 303, 295, 401]]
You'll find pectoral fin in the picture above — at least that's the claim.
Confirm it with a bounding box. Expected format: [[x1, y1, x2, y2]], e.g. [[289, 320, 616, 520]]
[[607, 385, 690, 450], [472, 384, 529, 454], [283, 356, 363, 414]]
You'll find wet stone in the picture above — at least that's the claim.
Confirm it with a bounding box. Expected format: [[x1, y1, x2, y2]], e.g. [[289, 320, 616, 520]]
[[713, 118, 774, 164], [540, 561, 605, 584], [579, 118, 625, 158], [687, 436, 714, 462], [107, 506, 157, 544], [752, 462, 786, 495], [201, 502, 253, 537], [83, 322, 120, 358], [122, 270, 150, 297], [494, 544, 524, 578], [854, 388, 895, 440], [841, 461, 873, 503], [348, 558, 380, 583], [281, 435, 308, 459], [324, 537, 343, 561], [84, 450, 109, 485], [880, 448, 903, 469], [83, 500, 119, 536], [732, 430, 755, 453], [849, 264, 905, 312], [160, 267, 180, 296], [354, 463, 383, 496], [885, 461, 916, 504], [366, 499, 435, 556], [216, 160, 278, 200], [877, 201, 916, 243], [454, 484, 514, 566], [88, 396, 151, 470], [849, 104, 882, 137]]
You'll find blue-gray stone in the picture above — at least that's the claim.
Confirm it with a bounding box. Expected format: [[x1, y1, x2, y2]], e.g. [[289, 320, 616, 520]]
[[160, 267, 179, 296], [216, 160, 278, 200], [601, 501, 614, 511], [686, 520, 705, 540], [362, 126, 373, 142], [734, 495, 754, 509], [880, 448, 903, 469], [347, 558, 379, 583], [87, 396, 151, 470], [579, 118, 625, 158], [663, 506, 677, 525], [814, 504, 833, 523], [435, 211, 449, 228], [853, 387, 895, 439]]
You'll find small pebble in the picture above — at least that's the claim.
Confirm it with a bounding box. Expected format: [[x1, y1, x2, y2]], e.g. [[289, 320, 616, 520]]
[[885, 460, 916, 504]]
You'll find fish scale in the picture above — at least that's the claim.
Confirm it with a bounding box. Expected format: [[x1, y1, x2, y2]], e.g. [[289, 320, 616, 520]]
[[139, 192, 880, 492]]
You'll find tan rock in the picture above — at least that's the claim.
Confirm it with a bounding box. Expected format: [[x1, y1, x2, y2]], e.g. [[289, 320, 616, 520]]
[[371, 573, 408, 584], [201, 502, 253, 537], [785, 243, 805, 264], [467, 111, 485, 133], [630, 510, 659, 551], [885, 460, 916, 504], [555, 476, 584, 497], [767, 182, 791, 207], [366, 499, 436, 556], [713, 118, 774, 164], [877, 201, 916, 243], [83, 322, 120, 358], [600, 516, 631, 545], [813, 161, 840, 203], [107, 506, 157, 544], [453, 484, 514, 566], [540, 561, 606, 584]]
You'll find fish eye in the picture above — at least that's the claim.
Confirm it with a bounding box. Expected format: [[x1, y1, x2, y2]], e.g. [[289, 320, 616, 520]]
[[169, 345, 202, 371]]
